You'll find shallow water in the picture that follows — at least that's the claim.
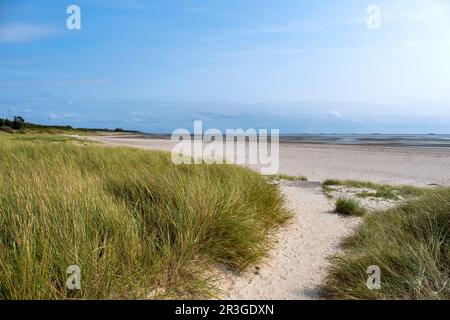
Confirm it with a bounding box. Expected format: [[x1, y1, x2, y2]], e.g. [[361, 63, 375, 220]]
[[279, 134, 450, 148], [136, 133, 450, 148]]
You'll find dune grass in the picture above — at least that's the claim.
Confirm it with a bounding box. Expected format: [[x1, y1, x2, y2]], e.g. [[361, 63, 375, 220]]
[[324, 188, 450, 299], [266, 174, 308, 182], [1, 133, 95, 144], [334, 197, 367, 216], [323, 179, 427, 200], [0, 133, 289, 299]]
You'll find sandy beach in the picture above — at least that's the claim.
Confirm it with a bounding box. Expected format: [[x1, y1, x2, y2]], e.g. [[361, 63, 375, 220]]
[[88, 134, 450, 299], [91, 135, 450, 186], [219, 181, 360, 299]]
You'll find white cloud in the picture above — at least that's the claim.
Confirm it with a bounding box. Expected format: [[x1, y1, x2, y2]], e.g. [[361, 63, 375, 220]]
[[401, 40, 450, 48], [0, 23, 58, 43], [47, 113, 79, 120], [244, 16, 364, 36], [48, 113, 61, 120], [0, 78, 110, 87], [328, 111, 344, 118], [245, 21, 323, 34]]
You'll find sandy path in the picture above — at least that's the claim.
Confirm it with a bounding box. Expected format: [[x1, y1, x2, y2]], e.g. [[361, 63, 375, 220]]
[[87, 135, 442, 299], [219, 181, 359, 299]]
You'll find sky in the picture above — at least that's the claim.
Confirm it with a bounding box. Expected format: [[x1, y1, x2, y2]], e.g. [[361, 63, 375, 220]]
[[1, 0, 450, 133]]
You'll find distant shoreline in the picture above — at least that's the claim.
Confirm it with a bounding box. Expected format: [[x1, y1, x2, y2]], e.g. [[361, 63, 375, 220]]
[[3, 116, 450, 148], [90, 134, 450, 186], [110, 133, 450, 149]]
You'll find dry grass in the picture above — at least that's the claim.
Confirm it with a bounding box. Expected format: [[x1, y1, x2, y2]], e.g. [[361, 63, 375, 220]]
[[323, 179, 427, 200], [266, 174, 308, 182], [334, 197, 367, 216], [0, 133, 289, 299], [324, 188, 450, 299]]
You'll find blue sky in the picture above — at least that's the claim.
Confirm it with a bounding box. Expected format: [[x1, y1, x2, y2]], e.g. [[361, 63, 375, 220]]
[[1, 0, 450, 133]]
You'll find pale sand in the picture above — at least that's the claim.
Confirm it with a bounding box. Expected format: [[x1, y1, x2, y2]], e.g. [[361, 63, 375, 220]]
[[88, 135, 450, 299], [219, 181, 360, 299], [90, 135, 450, 186]]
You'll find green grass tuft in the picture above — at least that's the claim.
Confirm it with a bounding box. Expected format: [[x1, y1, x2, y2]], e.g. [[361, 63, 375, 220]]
[[266, 174, 308, 182], [324, 188, 450, 299], [323, 179, 342, 186], [323, 179, 427, 200], [0, 134, 289, 299], [334, 197, 367, 216]]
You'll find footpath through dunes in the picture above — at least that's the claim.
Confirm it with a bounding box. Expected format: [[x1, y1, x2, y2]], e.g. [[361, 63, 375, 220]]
[[89, 135, 362, 299], [219, 181, 360, 299], [86, 134, 450, 299]]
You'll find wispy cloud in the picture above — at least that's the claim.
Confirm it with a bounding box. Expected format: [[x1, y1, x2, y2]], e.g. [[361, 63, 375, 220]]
[[0, 78, 110, 87], [401, 40, 450, 48], [244, 17, 364, 35], [328, 110, 344, 119], [0, 23, 58, 43], [90, 0, 145, 10], [47, 112, 83, 121], [245, 21, 325, 35]]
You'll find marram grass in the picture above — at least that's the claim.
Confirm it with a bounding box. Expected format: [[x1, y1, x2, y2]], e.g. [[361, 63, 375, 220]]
[[324, 188, 450, 299], [0, 134, 289, 299], [334, 197, 366, 216]]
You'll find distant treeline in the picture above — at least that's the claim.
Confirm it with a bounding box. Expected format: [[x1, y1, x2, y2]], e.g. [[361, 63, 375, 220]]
[[0, 116, 141, 134]]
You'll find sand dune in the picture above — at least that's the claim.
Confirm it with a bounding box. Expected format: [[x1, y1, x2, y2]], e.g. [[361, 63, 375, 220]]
[[88, 135, 450, 299]]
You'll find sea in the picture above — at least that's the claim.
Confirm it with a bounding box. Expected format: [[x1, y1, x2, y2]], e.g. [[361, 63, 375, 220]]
[[278, 134, 450, 148], [139, 133, 450, 148]]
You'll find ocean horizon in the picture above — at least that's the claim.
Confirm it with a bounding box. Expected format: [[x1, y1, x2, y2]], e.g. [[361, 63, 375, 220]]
[[132, 133, 450, 149]]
